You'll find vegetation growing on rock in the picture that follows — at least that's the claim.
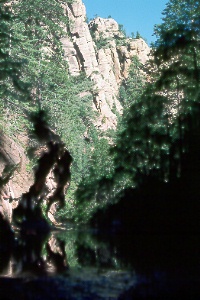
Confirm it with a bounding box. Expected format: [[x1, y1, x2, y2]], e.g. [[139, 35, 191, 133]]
[[1, 0, 199, 234]]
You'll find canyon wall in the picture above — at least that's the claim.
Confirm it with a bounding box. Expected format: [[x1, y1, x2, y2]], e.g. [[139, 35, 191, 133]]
[[0, 0, 150, 222], [62, 0, 150, 130], [0, 132, 33, 222]]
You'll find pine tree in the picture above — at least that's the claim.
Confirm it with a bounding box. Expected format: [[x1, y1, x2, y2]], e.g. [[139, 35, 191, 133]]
[[0, 1, 28, 99], [0, 0, 31, 137], [119, 56, 145, 110], [11, 0, 71, 105], [153, 0, 200, 178], [110, 0, 200, 188]]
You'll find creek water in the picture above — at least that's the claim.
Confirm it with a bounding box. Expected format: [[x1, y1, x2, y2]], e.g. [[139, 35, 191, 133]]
[[0, 224, 200, 299]]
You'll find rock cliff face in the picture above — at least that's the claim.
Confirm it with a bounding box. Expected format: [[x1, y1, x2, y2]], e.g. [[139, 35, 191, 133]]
[[0, 0, 150, 222], [62, 0, 150, 130], [0, 132, 33, 222]]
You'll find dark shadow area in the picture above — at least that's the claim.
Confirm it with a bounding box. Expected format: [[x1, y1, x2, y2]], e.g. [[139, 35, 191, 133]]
[[91, 104, 200, 235], [0, 110, 71, 277], [91, 177, 200, 235], [72, 227, 200, 298], [0, 228, 68, 277], [87, 106, 200, 298]]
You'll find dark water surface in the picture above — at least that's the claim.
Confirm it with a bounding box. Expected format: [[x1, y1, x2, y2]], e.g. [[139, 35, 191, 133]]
[[0, 224, 200, 299]]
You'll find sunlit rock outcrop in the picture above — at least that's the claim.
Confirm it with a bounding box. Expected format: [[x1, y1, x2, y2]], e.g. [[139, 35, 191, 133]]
[[0, 132, 33, 222], [62, 0, 150, 130]]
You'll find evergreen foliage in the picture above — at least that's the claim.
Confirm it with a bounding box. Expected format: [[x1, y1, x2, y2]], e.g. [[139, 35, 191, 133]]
[[76, 0, 200, 225], [75, 137, 115, 223], [0, 1, 29, 107], [152, 0, 200, 180], [118, 24, 127, 37], [119, 56, 145, 110], [0, 0, 100, 220], [113, 0, 200, 185], [2, 0, 200, 227], [74, 55, 145, 223]]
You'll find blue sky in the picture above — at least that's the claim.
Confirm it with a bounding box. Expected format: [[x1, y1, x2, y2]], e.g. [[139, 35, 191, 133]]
[[83, 0, 168, 44]]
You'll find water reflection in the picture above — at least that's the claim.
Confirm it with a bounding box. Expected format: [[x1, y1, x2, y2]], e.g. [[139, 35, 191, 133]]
[[0, 225, 200, 297], [46, 234, 68, 273], [61, 229, 200, 297], [0, 229, 68, 277]]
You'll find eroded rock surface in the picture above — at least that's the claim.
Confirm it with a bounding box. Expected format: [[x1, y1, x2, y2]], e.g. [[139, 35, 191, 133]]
[[0, 131, 33, 222], [62, 1, 150, 130]]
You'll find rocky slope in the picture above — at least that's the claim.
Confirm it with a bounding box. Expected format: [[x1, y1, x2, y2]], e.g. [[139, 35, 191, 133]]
[[62, 0, 150, 130]]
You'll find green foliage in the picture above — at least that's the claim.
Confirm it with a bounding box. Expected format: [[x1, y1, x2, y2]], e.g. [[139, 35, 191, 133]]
[[76, 0, 200, 225], [131, 32, 135, 39], [118, 24, 126, 38], [119, 56, 145, 109], [74, 137, 115, 223], [115, 36, 129, 47], [4, 0, 200, 229], [0, 1, 29, 100], [95, 33, 110, 50], [11, 0, 70, 99], [0, 0, 103, 224], [151, 0, 200, 179], [73, 49, 146, 224], [114, 0, 200, 185], [89, 23, 110, 50], [0, 0, 73, 139], [89, 22, 98, 41], [113, 24, 129, 47], [136, 31, 141, 39], [0, 1, 31, 143]]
